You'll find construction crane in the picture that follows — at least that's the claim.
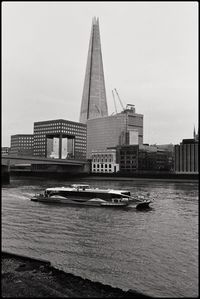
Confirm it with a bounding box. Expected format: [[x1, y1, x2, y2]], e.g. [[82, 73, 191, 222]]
[[114, 88, 125, 111], [95, 104, 101, 114], [112, 90, 117, 114]]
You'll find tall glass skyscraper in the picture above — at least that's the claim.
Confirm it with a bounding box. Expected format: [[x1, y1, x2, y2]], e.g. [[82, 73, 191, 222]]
[[79, 17, 108, 123]]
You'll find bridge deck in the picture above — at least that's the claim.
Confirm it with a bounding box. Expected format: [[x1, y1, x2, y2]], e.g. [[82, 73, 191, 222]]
[[2, 156, 87, 166]]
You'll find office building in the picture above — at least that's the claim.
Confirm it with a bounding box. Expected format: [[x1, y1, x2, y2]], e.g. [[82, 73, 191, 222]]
[[118, 145, 139, 173], [87, 105, 143, 158], [10, 134, 34, 156], [1, 147, 10, 156], [193, 126, 199, 142], [33, 119, 87, 160], [138, 144, 174, 172], [79, 17, 108, 123], [174, 138, 198, 174], [91, 149, 119, 173], [117, 144, 174, 173]]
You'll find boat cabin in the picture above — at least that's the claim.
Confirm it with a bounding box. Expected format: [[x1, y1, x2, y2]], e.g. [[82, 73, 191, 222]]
[[71, 184, 90, 191], [43, 185, 131, 200]]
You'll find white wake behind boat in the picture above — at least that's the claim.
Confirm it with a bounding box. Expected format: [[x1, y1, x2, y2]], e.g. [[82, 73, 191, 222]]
[[31, 184, 152, 209]]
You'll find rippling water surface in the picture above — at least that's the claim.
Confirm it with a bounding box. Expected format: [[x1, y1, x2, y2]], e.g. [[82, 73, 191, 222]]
[[2, 177, 198, 297]]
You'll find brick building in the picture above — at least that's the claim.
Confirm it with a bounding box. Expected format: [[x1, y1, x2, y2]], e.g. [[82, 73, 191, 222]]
[[117, 144, 174, 173]]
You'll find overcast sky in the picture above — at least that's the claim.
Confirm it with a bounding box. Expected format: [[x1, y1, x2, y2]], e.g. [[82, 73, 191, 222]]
[[2, 1, 198, 147]]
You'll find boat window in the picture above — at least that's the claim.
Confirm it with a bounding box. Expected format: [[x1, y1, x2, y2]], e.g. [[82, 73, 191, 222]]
[[121, 192, 131, 196]]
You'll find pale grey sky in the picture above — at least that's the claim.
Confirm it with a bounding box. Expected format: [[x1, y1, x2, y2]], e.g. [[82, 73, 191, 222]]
[[2, 1, 198, 147]]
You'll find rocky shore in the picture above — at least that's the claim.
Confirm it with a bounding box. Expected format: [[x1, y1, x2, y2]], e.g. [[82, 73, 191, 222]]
[[2, 252, 152, 298]]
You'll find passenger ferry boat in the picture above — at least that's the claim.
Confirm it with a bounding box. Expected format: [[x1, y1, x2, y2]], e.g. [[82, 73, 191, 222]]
[[31, 184, 152, 209]]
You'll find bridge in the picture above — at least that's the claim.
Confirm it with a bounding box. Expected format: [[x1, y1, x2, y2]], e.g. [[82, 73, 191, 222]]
[[1, 155, 90, 177], [2, 155, 87, 166]]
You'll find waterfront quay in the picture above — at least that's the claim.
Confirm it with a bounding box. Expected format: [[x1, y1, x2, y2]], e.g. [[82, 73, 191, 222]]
[[1, 155, 198, 184]]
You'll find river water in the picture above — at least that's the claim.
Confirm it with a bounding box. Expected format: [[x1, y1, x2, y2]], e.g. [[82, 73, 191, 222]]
[[2, 177, 198, 297]]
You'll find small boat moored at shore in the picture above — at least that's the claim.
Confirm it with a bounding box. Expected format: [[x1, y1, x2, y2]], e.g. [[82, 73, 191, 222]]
[[31, 184, 152, 209]]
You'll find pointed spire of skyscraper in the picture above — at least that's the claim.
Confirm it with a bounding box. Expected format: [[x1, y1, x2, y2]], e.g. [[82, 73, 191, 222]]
[[79, 17, 108, 123]]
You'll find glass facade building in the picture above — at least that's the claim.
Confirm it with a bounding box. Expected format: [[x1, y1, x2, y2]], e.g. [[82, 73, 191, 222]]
[[80, 17, 108, 124], [33, 119, 87, 160], [87, 107, 143, 158]]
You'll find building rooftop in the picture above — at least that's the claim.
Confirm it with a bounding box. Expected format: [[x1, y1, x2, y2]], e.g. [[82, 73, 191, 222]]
[[11, 134, 34, 137], [34, 119, 86, 127], [181, 138, 198, 144]]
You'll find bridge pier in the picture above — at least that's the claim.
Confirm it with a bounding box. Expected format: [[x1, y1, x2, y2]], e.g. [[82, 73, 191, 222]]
[[1, 164, 10, 184]]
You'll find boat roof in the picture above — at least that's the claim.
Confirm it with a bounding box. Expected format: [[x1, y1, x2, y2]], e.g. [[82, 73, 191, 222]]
[[45, 186, 130, 195], [71, 184, 90, 188]]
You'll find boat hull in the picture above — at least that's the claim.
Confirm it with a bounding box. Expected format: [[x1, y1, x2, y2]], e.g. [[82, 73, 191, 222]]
[[31, 196, 151, 209], [31, 196, 128, 207]]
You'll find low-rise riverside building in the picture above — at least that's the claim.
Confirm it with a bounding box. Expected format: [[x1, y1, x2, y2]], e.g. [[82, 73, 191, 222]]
[[1, 147, 10, 156], [138, 144, 174, 172], [91, 149, 119, 173], [174, 138, 198, 174], [117, 144, 174, 173], [10, 134, 34, 156]]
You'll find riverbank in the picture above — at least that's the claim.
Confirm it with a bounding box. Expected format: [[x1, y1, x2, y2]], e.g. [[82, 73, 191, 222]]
[[2, 252, 151, 298], [82, 175, 199, 183], [8, 172, 199, 183]]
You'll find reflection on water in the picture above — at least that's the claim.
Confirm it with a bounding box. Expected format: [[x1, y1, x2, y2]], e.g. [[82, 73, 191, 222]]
[[2, 177, 198, 297]]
